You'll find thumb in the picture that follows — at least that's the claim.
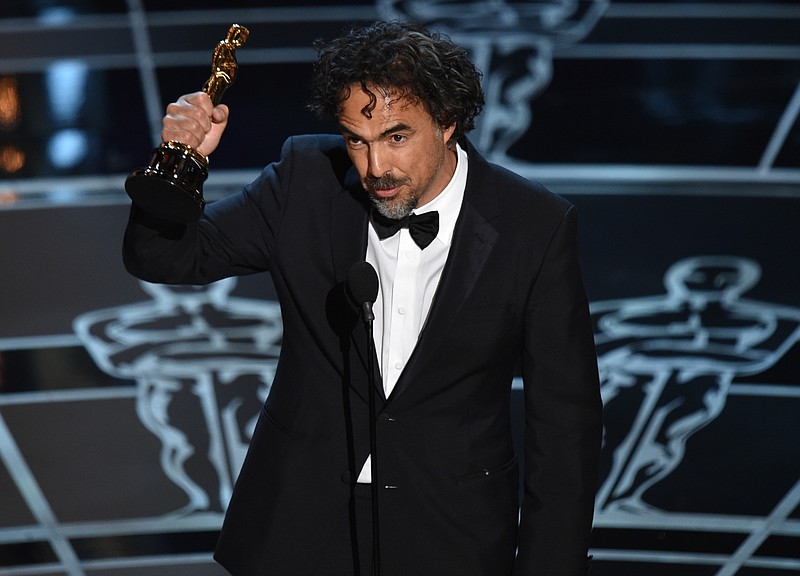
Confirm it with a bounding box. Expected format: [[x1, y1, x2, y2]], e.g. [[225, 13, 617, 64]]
[[211, 104, 229, 125], [197, 104, 229, 157]]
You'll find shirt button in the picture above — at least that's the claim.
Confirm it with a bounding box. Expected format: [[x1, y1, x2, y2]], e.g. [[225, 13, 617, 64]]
[[394, 361, 403, 370], [398, 306, 406, 315]]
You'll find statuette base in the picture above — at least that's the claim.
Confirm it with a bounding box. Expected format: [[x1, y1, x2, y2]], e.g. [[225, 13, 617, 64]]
[[125, 141, 208, 224]]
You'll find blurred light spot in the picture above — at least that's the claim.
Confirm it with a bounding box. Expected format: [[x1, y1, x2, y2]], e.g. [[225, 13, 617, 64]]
[[38, 6, 77, 26], [46, 60, 88, 124], [0, 144, 25, 173], [0, 76, 21, 129], [0, 190, 19, 206], [48, 129, 88, 169]]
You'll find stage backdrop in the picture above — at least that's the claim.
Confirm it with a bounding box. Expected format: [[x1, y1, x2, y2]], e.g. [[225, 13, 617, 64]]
[[1, 2, 798, 575]]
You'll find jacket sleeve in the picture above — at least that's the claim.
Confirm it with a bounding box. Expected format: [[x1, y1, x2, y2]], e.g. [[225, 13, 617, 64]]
[[513, 204, 602, 576], [122, 138, 295, 285]]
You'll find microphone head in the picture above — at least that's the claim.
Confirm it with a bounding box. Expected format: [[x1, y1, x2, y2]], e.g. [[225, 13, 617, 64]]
[[346, 261, 379, 305]]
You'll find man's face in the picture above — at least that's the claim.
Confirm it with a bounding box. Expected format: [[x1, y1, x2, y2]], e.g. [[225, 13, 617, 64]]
[[338, 84, 457, 219]]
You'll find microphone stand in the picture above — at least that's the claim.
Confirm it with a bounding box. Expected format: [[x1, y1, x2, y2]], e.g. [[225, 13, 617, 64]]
[[360, 300, 381, 576]]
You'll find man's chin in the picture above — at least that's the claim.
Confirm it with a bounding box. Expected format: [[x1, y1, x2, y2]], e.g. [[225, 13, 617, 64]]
[[370, 196, 415, 220]]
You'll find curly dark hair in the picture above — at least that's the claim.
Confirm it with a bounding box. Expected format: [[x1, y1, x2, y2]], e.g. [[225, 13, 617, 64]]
[[308, 20, 484, 142]]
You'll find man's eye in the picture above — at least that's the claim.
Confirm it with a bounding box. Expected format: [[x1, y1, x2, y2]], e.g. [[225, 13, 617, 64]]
[[391, 134, 405, 143]]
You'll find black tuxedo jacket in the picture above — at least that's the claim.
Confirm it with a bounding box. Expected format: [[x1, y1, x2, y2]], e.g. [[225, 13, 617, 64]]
[[123, 135, 602, 576]]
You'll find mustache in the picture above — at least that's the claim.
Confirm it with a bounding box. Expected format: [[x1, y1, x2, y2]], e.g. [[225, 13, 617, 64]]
[[363, 174, 409, 191]]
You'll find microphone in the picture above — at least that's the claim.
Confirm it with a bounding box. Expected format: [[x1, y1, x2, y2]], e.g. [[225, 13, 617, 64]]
[[346, 261, 378, 324], [345, 260, 382, 576]]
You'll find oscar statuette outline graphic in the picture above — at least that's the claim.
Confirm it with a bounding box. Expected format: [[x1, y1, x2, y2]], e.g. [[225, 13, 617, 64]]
[[125, 24, 249, 224]]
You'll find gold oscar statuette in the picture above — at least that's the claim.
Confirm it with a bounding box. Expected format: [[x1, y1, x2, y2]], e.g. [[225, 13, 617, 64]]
[[125, 24, 249, 223]]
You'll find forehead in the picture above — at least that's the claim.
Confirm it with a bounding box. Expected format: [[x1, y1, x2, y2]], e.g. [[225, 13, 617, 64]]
[[338, 84, 431, 127]]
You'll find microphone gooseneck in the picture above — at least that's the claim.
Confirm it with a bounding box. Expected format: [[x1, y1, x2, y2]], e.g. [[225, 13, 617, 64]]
[[345, 260, 381, 576]]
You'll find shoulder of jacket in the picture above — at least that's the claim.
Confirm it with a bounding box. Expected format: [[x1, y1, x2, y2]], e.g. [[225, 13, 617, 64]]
[[283, 134, 345, 155], [467, 147, 573, 219]]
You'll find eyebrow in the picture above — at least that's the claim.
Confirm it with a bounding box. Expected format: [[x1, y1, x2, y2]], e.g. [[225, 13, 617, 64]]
[[339, 123, 415, 141]]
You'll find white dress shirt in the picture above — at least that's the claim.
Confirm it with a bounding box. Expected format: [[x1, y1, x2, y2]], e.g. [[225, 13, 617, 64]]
[[357, 143, 469, 483]]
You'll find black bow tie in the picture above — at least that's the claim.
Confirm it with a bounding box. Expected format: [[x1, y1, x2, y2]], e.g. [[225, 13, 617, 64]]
[[371, 210, 440, 249]]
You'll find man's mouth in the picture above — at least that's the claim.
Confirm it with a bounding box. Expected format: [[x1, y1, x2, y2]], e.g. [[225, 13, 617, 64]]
[[371, 186, 401, 199]]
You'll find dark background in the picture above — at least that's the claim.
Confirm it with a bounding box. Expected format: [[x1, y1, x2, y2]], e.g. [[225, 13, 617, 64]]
[[1, 2, 798, 575]]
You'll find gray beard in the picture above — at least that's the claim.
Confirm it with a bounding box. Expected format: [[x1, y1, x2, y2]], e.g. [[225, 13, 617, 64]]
[[370, 193, 418, 220]]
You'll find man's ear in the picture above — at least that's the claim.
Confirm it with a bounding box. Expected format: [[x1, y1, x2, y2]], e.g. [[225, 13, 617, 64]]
[[442, 123, 457, 149], [443, 123, 457, 142]]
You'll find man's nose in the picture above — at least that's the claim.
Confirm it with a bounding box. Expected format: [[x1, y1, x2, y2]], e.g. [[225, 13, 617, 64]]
[[367, 146, 388, 178]]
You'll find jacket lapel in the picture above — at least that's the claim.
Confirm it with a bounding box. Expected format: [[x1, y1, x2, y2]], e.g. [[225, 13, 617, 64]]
[[387, 144, 500, 402]]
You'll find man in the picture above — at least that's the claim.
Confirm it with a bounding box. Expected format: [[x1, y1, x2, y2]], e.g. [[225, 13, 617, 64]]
[[124, 20, 601, 576]]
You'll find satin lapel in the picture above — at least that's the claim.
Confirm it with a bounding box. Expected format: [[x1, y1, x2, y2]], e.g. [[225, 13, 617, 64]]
[[330, 167, 385, 403], [388, 173, 500, 402]]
